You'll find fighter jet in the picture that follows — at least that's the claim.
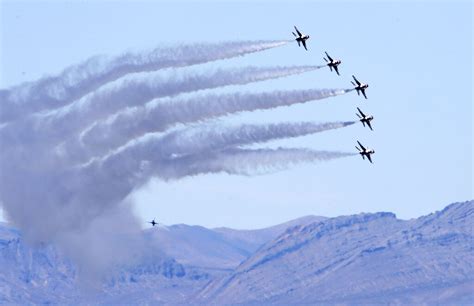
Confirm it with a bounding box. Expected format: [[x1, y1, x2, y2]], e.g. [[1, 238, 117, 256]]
[[355, 140, 375, 163], [323, 51, 341, 75], [292, 26, 310, 51], [148, 219, 158, 227], [351, 75, 369, 99], [356, 107, 374, 131]]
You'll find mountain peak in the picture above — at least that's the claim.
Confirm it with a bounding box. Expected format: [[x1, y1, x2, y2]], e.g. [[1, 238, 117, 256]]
[[199, 202, 473, 305], [438, 200, 473, 216]]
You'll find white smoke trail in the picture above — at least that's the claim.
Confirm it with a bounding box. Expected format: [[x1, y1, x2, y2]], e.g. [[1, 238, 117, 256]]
[[0, 40, 290, 123], [147, 121, 356, 159], [79, 88, 348, 156], [142, 147, 357, 180], [10, 65, 321, 148], [82, 145, 356, 216]]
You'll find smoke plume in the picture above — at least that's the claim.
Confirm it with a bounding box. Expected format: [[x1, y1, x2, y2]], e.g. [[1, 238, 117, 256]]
[[156, 147, 356, 179], [0, 40, 353, 281], [0, 40, 289, 123], [4, 65, 321, 147], [78, 88, 348, 157]]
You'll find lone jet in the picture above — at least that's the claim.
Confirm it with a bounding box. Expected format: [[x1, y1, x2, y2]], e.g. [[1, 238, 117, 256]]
[[148, 219, 158, 227], [355, 141, 375, 163], [356, 107, 374, 131], [351, 75, 369, 99], [292, 26, 310, 51], [323, 51, 341, 75]]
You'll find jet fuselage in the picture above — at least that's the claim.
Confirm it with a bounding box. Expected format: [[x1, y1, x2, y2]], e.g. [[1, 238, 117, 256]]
[[360, 150, 375, 157], [296, 35, 309, 42]]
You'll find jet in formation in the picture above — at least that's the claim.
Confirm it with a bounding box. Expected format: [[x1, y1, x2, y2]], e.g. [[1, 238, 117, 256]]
[[323, 51, 341, 75], [351, 75, 369, 99], [292, 26, 310, 51], [356, 107, 374, 131], [148, 219, 158, 227], [355, 141, 375, 163]]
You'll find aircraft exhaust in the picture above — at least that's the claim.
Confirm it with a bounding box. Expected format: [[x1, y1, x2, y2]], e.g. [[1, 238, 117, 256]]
[[0, 40, 290, 124], [75, 89, 352, 159], [20, 65, 322, 148]]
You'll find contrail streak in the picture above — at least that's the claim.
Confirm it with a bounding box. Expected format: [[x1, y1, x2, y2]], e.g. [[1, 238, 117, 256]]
[[81, 121, 355, 201], [23, 65, 321, 146], [79, 88, 348, 156], [150, 147, 357, 180], [0, 40, 290, 123], [150, 121, 356, 158]]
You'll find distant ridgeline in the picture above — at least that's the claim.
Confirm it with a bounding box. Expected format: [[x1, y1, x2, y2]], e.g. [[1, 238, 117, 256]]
[[0, 201, 472, 305]]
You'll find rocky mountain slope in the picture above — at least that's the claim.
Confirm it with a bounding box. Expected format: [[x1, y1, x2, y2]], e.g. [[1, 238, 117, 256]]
[[0, 201, 472, 305], [199, 201, 474, 305]]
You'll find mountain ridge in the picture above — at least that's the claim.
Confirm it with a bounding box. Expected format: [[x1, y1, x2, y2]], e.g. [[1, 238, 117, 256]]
[[198, 200, 473, 305], [0, 200, 472, 305]]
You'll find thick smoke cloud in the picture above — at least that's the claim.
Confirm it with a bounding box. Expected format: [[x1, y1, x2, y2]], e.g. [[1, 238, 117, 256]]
[[0, 40, 353, 281], [0, 40, 289, 123]]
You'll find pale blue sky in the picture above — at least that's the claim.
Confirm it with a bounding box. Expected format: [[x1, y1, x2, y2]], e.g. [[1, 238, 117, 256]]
[[0, 0, 472, 228]]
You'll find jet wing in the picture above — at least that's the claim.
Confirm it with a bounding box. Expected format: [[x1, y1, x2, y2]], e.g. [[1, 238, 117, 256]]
[[302, 40, 308, 51], [357, 141, 366, 151], [367, 121, 373, 131], [294, 26, 302, 37], [334, 65, 340, 75], [357, 107, 365, 117], [325, 52, 333, 61], [352, 75, 361, 85], [367, 154, 373, 163], [361, 89, 367, 99]]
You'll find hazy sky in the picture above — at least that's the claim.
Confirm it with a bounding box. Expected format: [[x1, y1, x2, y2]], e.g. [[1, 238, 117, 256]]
[[0, 0, 472, 228]]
